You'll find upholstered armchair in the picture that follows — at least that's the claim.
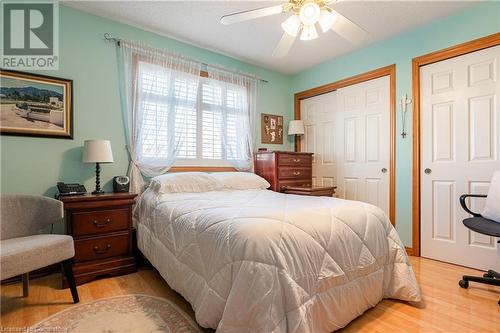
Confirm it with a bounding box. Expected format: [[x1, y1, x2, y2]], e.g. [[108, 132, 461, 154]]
[[0, 195, 79, 303]]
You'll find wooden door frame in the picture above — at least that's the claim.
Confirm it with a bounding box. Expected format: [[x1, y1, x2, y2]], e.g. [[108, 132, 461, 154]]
[[411, 33, 500, 257], [294, 64, 396, 225]]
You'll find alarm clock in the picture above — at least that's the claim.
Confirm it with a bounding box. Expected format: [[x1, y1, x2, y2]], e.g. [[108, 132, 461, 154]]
[[113, 176, 130, 193]]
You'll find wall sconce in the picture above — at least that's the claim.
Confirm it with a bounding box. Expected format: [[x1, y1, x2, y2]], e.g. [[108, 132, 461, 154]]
[[400, 94, 412, 138]]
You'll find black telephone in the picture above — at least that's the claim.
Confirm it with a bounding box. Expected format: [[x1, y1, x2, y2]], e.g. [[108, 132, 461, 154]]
[[57, 182, 87, 196]]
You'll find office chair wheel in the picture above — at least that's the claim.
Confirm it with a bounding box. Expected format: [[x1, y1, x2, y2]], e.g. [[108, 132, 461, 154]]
[[459, 279, 469, 289], [487, 270, 500, 279], [483, 272, 493, 278]]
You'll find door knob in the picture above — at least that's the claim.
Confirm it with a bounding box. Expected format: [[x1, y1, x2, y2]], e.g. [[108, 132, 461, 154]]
[[424, 168, 432, 174], [381, 168, 387, 173]]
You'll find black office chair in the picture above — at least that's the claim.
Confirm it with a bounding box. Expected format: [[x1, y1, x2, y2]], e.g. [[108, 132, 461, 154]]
[[458, 194, 500, 305]]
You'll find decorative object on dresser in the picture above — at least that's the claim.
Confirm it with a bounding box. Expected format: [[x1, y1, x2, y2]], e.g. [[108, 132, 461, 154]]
[[82, 139, 114, 194], [113, 176, 130, 193], [261, 113, 284, 144], [254, 151, 313, 192], [283, 185, 336, 197], [58, 193, 137, 286]]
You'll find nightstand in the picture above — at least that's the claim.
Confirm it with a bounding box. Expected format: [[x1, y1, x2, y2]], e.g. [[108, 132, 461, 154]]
[[58, 193, 137, 286], [283, 185, 337, 197]]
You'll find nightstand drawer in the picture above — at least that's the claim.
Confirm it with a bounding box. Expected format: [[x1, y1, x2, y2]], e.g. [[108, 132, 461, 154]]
[[278, 167, 311, 180], [72, 208, 129, 236], [278, 154, 312, 166], [278, 180, 312, 191], [283, 185, 336, 197], [74, 233, 129, 262]]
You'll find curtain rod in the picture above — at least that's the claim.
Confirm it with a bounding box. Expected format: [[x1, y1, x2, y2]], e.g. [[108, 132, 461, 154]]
[[103, 33, 269, 83]]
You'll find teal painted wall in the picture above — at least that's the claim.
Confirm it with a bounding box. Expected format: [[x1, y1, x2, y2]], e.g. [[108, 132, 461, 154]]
[[0, 5, 293, 197], [290, 2, 500, 245]]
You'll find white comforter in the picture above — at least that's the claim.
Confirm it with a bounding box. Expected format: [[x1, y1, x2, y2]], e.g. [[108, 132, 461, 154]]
[[135, 188, 421, 333]]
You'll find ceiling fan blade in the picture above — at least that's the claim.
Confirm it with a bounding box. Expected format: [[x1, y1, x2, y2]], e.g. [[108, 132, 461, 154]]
[[330, 9, 368, 44], [272, 32, 296, 58], [220, 5, 284, 25]]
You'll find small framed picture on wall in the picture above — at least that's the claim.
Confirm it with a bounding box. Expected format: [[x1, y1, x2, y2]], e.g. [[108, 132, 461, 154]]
[[261, 113, 283, 144], [0, 69, 73, 139]]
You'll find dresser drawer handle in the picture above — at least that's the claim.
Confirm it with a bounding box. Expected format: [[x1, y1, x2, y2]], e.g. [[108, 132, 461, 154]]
[[293, 171, 301, 176], [93, 219, 111, 228], [93, 244, 111, 254], [293, 158, 301, 162]]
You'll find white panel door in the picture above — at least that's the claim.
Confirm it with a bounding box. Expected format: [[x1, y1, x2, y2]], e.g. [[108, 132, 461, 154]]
[[301, 93, 337, 188], [421, 45, 500, 270], [300, 76, 390, 211], [336, 76, 391, 216]]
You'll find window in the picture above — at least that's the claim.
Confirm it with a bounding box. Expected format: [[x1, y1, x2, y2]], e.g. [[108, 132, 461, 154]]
[[137, 61, 248, 167]]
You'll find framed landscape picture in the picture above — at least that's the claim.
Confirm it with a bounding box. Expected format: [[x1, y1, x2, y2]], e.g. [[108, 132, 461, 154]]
[[261, 113, 283, 144], [0, 69, 73, 139]]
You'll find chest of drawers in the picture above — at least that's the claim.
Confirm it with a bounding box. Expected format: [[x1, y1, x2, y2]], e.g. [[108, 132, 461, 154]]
[[59, 193, 137, 286], [254, 151, 313, 192]]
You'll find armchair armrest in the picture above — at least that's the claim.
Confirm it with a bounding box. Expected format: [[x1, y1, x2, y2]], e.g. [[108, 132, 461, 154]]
[[459, 194, 487, 217]]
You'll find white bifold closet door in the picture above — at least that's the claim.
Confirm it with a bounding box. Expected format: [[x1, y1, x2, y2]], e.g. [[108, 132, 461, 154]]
[[336, 76, 390, 215], [300, 76, 390, 217], [301, 92, 337, 188], [420, 45, 500, 270]]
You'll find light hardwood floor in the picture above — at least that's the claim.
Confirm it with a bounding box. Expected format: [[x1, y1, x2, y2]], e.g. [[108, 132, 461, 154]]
[[1, 257, 499, 332]]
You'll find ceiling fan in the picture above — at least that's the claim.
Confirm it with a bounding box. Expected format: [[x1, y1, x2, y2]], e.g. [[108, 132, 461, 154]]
[[220, 0, 368, 58]]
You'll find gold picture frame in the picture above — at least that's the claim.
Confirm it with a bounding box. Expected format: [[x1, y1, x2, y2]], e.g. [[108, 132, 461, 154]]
[[0, 69, 73, 139], [261, 113, 283, 144]]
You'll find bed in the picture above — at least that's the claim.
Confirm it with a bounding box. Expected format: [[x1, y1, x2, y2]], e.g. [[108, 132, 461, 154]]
[[134, 172, 421, 333]]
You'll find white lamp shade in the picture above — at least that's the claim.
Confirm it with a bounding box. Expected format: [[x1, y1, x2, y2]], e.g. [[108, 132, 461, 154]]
[[300, 24, 318, 41], [288, 120, 305, 135], [82, 139, 114, 163], [318, 9, 337, 33], [281, 14, 301, 37], [299, 1, 321, 26]]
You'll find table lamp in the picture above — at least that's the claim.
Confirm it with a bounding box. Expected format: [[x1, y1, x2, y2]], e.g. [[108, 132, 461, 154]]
[[82, 139, 114, 194], [288, 120, 305, 137]]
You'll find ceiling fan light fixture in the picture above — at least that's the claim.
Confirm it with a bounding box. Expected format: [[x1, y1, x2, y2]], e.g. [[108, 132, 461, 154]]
[[281, 14, 301, 37], [300, 24, 318, 41], [299, 1, 321, 26], [318, 8, 337, 33], [220, 0, 368, 57]]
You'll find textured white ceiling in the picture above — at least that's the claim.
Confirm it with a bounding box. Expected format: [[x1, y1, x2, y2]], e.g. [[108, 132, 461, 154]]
[[64, 1, 481, 74]]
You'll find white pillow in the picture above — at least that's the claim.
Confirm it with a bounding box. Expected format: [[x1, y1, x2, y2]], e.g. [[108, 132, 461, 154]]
[[211, 172, 270, 190], [482, 170, 500, 223], [150, 172, 222, 194]]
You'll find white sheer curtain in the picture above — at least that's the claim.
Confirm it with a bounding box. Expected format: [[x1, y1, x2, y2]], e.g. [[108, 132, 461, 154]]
[[206, 65, 257, 171], [118, 41, 201, 193]]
